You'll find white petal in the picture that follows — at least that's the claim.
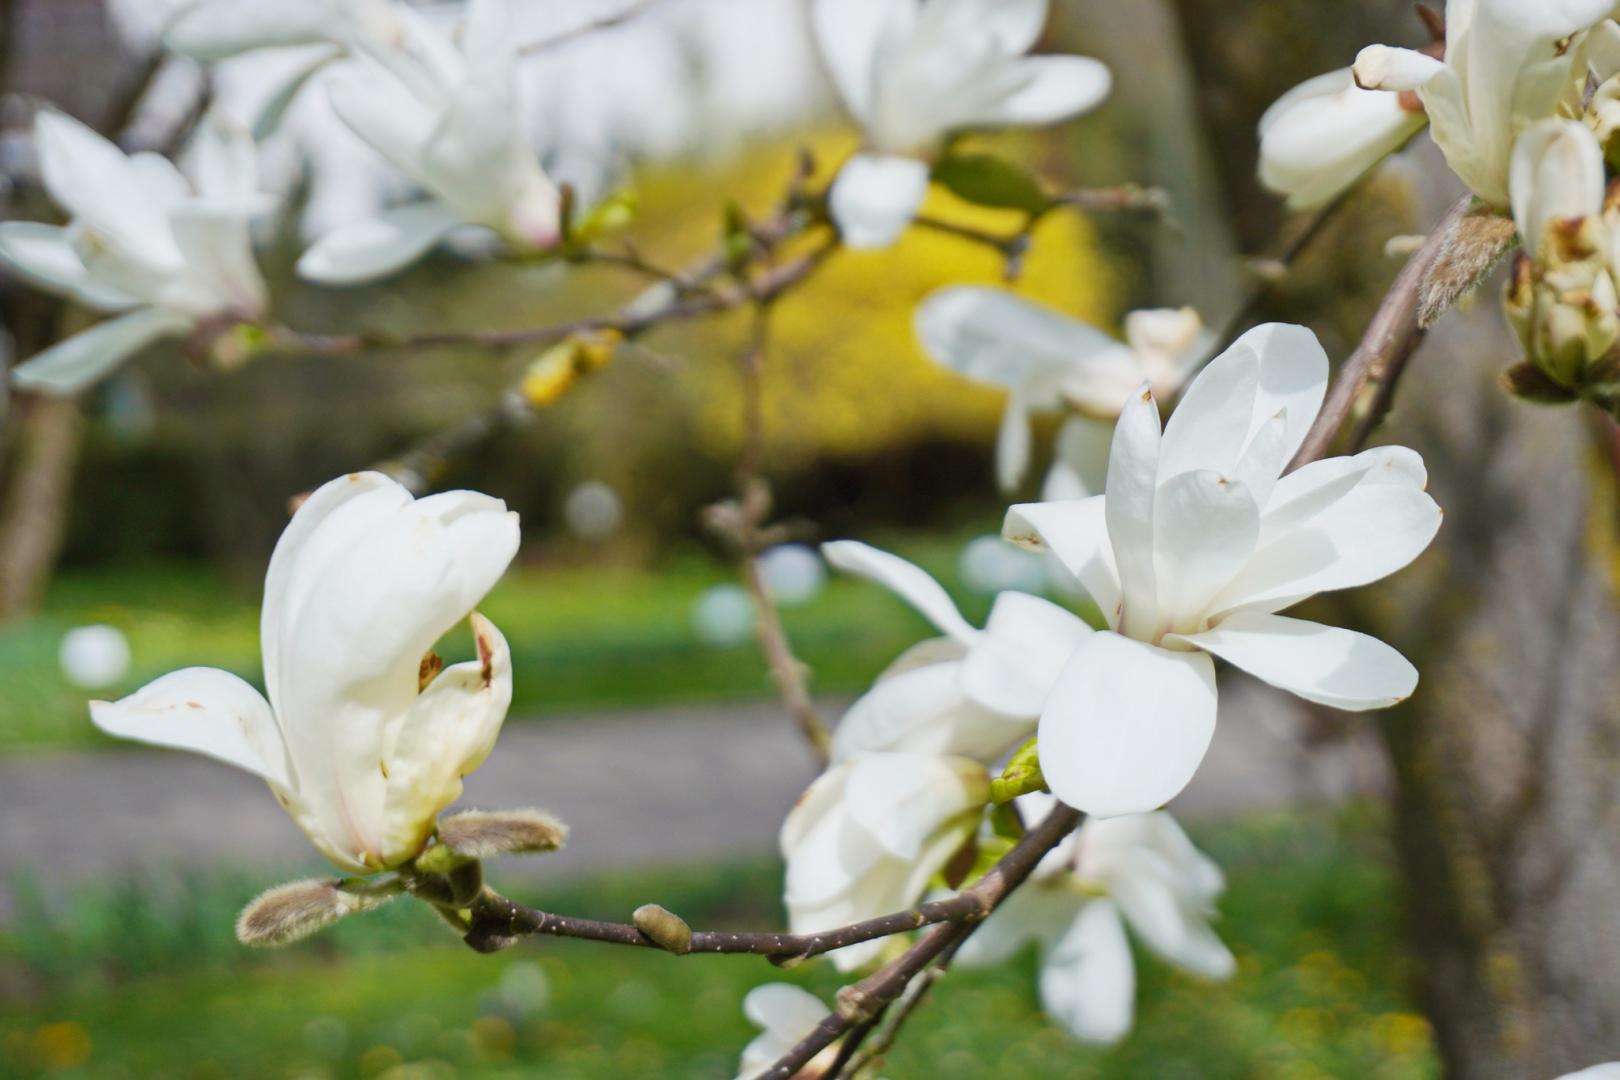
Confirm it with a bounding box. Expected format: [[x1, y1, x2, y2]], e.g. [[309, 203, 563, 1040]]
[[810, 0, 916, 123], [1171, 612, 1417, 711], [827, 152, 930, 249], [164, 0, 347, 58], [922, 0, 1049, 55], [1043, 416, 1113, 501], [189, 113, 263, 210], [1039, 899, 1136, 1045], [833, 654, 1029, 762], [1352, 44, 1447, 92], [1258, 445, 1425, 545], [1258, 68, 1427, 209], [743, 983, 829, 1040], [1105, 386, 1162, 638], [958, 56, 1111, 129], [821, 540, 975, 642], [0, 222, 138, 310], [1038, 632, 1217, 818], [90, 666, 289, 787], [1232, 322, 1329, 467], [10, 309, 192, 396], [376, 613, 512, 865], [296, 202, 460, 286], [844, 752, 987, 859], [1230, 410, 1289, 510], [1555, 1066, 1620, 1080], [169, 206, 268, 317], [955, 879, 1080, 967], [996, 390, 1034, 493], [915, 286, 1137, 410], [326, 71, 437, 178], [251, 45, 343, 138], [1510, 119, 1605, 260], [1156, 336, 1258, 482], [1210, 482, 1441, 615], [1002, 497, 1121, 626], [961, 591, 1092, 717], [1106, 860, 1235, 978], [1151, 470, 1259, 632], [34, 112, 180, 268]]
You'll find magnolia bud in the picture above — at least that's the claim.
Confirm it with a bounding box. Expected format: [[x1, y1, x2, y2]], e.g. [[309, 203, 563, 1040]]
[[436, 808, 569, 859], [633, 904, 693, 954], [235, 877, 396, 947]]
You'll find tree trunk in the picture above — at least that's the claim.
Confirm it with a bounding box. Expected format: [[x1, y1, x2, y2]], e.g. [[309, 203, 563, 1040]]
[[0, 395, 82, 617], [1348, 179, 1620, 1075]]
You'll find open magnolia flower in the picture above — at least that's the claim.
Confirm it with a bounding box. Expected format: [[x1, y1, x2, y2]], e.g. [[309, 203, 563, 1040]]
[[1352, 0, 1611, 206], [1257, 67, 1428, 209], [781, 751, 988, 971], [823, 540, 1088, 763], [1005, 323, 1441, 817], [0, 112, 269, 394], [734, 984, 840, 1080], [917, 287, 1206, 493], [298, 0, 562, 284], [957, 795, 1233, 1045], [90, 472, 521, 873], [810, 0, 1110, 248]]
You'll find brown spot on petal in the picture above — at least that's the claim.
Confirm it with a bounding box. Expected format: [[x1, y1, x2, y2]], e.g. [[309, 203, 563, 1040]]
[[286, 491, 312, 516], [418, 651, 443, 693], [185, 701, 205, 710], [475, 628, 494, 686]]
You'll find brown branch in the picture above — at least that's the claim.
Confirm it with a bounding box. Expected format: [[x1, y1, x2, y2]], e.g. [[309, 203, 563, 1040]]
[[458, 870, 1010, 960], [757, 801, 1086, 1080], [1288, 193, 1472, 469]]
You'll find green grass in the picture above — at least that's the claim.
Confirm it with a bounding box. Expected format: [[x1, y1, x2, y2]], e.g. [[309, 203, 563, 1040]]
[[0, 534, 1043, 754], [0, 807, 1437, 1078]]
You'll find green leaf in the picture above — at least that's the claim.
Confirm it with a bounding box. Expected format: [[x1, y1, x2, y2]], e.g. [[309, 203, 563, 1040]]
[[932, 153, 1051, 215]]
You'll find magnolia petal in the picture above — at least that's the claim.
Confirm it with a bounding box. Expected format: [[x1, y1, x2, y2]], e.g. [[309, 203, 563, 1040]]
[[190, 113, 264, 210], [827, 152, 930, 249], [1043, 416, 1114, 502], [1151, 470, 1260, 632], [1038, 632, 1217, 818], [924, 0, 1049, 54], [326, 71, 438, 180], [844, 752, 987, 859], [961, 56, 1112, 129], [296, 202, 460, 285], [1003, 497, 1122, 627], [34, 112, 180, 267], [252, 45, 343, 138], [376, 613, 513, 865], [1352, 44, 1446, 92], [169, 206, 269, 318], [961, 590, 1092, 718], [164, 0, 345, 58], [10, 309, 192, 396], [1107, 862, 1235, 979], [809, 0, 915, 123], [1105, 386, 1162, 638], [1039, 899, 1136, 1045], [742, 983, 829, 1043], [1210, 482, 1441, 615], [1156, 336, 1258, 482], [822, 540, 976, 642], [1230, 410, 1289, 510], [90, 666, 290, 788], [0, 222, 138, 311], [833, 657, 1028, 762], [1172, 612, 1417, 711], [955, 878, 1082, 967], [1510, 119, 1605, 260], [1258, 68, 1427, 210], [1258, 445, 1426, 546]]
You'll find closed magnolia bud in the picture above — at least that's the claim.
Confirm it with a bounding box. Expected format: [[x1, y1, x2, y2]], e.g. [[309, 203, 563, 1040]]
[[633, 904, 693, 954], [235, 877, 397, 947], [436, 808, 569, 859]]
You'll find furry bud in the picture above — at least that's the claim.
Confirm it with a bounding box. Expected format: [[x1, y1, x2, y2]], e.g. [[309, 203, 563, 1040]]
[[235, 877, 395, 947], [437, 809, 569, 859]]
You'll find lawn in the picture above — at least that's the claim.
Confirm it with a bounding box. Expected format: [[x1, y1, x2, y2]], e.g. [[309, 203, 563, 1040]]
[[0, 807, 1437, 1078], [0, 532, 1049, 754]]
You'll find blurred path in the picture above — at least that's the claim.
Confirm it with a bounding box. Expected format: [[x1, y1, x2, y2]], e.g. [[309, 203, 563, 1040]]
[[0, 678, 1385, 918]]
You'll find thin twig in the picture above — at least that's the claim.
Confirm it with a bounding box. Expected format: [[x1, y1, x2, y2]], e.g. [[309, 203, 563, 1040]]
[[1289, 193, 1471, 469]]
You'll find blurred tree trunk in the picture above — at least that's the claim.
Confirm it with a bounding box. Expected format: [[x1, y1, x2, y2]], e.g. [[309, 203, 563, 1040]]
[[0, 395, 81, 616], [1161, 1, 1620, 1070]]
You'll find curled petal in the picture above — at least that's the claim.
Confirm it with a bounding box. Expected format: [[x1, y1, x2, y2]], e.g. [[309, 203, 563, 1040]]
[[91, 666, 289, 788], [827, 152, 930, 249]]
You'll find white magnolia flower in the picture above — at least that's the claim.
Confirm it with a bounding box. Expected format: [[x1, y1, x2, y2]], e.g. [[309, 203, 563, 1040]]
[[1257, 67, 1428, 209], [1004, 323, 1442, 817], [1353, 0, 1612, 205], [781, 751, 988, 970], [917, 287, 1206, 493], [823, 540, 1088, 763], [811, 0, 1110, 248], [957, 794, 1234, 1045], [734, 984, 838, 1080], [90, 472, 521, 873], [164, 0, 404, 59], [0, 112, 269, 394], [1556, 1066, 1620, 1080], [298, 0, 562, 284]]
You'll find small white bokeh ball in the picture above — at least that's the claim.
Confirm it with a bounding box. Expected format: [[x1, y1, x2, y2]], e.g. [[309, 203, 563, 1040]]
[[758, 544, 827, 606], [563, 480, 624, 541], [59, 624, 132, 690], [959, 534, 1048, 596], [692, 583, 756, 648]]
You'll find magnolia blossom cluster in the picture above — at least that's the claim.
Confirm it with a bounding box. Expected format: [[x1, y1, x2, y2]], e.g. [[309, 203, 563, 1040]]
[[773, 322, 1438, 1044]]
